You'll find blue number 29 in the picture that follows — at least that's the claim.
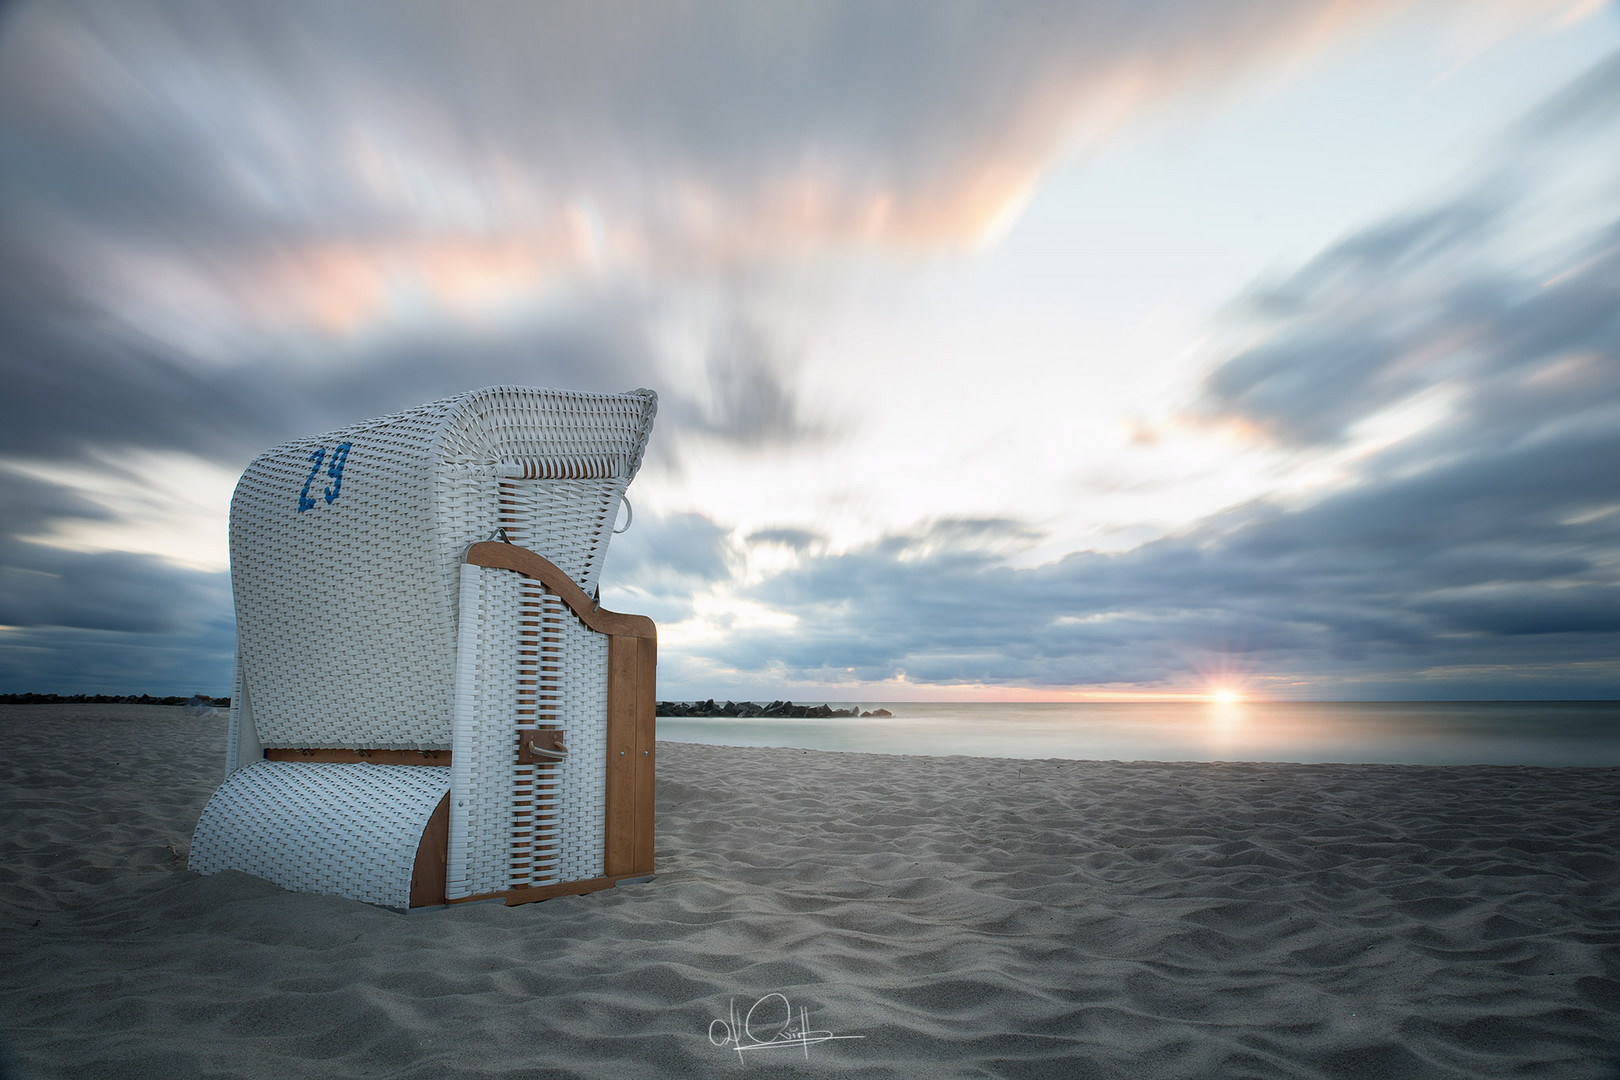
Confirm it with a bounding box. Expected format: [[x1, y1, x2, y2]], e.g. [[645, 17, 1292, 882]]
[[297, 441, 352, 512]]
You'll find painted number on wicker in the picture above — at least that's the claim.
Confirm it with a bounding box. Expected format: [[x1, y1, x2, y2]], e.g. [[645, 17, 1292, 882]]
[[297, 442, 352, 511]]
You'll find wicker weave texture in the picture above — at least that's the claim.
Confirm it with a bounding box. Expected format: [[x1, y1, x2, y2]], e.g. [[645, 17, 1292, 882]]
[[552, 614, 609, 884], [229, 386, 656, 752], [449, 564, 524, 898], [224, 631, 245, 773], [189, 761, 450, 910], [446, 566, 612, 897]]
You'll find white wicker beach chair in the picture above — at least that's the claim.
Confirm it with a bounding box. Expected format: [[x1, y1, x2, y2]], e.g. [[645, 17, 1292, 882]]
[[190, 386, 659, 909]]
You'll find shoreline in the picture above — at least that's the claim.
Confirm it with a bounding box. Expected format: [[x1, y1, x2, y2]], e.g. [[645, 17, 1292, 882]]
[[1, 704, 1617, 1078]]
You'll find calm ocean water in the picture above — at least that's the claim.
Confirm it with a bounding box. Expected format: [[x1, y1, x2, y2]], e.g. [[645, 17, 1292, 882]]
[[656, 701, 1620, 766]]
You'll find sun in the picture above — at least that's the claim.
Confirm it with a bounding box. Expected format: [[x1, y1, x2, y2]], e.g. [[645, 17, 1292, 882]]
[[1210, 688, 1243, 705]]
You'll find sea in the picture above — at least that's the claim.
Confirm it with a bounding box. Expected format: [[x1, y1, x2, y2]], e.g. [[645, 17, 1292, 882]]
[[655, 700, 1620, 766]]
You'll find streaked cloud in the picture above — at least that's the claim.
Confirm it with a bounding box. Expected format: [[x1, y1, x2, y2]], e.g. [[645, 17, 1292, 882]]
[[3, 0, 1572, 347], [619, 32, 1620, 699], [0, 0, 1614, 695], [655, 414, 1620, 698]]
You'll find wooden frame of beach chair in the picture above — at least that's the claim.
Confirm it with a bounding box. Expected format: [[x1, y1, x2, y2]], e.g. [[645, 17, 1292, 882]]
[[189, 386, 658, 910]]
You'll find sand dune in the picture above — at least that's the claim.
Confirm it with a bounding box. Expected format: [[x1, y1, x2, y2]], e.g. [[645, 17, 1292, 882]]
[[1, 705, 1617, 1078]]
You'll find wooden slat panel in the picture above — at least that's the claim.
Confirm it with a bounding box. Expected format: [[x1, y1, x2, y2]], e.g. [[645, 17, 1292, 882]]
[[632, 633, 656, 875], [410, 793, 451, 908], [263, 748, 449, 765], [604, 634, 639, 877], [447, 871, 651, 907]]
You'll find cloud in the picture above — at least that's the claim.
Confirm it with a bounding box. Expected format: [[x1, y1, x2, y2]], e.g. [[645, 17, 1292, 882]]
[[691, 413, 1620, 696], [667, 45, 1620, 699], [4, 0, 1555, 344], [1, 0, 1591, 463], [1204, 213, 1620, 454], [651, 318, 833, 449], [0, 463, 113, 536], [610, 512, 734, 585], [16, 0, 1449, 468], [1, 0, 1611, 694], [0, 456, 232, 691], [0, 541, 230, 636], [1196, 38, 1620, 464], [0, 623, 235, 697], [746, 527, 823, 551], [1508, 46, 1620, 143], [600, 511, 736, 625]]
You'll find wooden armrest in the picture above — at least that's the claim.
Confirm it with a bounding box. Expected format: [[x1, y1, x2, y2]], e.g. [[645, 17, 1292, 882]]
[[464, 541, 656, 640]]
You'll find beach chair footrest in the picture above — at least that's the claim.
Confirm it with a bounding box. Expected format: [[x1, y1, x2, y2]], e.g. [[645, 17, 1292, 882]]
[[190, 760, 451, 910]]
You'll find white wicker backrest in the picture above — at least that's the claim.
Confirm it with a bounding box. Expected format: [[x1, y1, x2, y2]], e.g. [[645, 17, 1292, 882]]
[[229, 386, 656, 752]]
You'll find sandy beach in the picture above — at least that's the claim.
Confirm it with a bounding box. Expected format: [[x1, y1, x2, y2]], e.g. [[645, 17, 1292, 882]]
[[1, 705, 1616, 1079]]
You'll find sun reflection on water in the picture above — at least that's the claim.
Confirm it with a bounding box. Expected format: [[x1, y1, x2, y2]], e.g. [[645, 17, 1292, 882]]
[[1206, 691, 1249, 755]]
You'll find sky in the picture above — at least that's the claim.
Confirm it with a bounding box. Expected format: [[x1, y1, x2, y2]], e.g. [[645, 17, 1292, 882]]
[[2, 0, 1619, 702]]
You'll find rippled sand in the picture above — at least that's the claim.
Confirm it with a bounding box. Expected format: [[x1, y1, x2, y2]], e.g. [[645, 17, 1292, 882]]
[[2, 705, 1617, 1078]]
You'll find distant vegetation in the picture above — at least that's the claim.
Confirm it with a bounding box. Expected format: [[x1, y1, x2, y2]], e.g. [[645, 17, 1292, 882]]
[[0, 693, 230, 706], [659, 699, 891, 718]]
